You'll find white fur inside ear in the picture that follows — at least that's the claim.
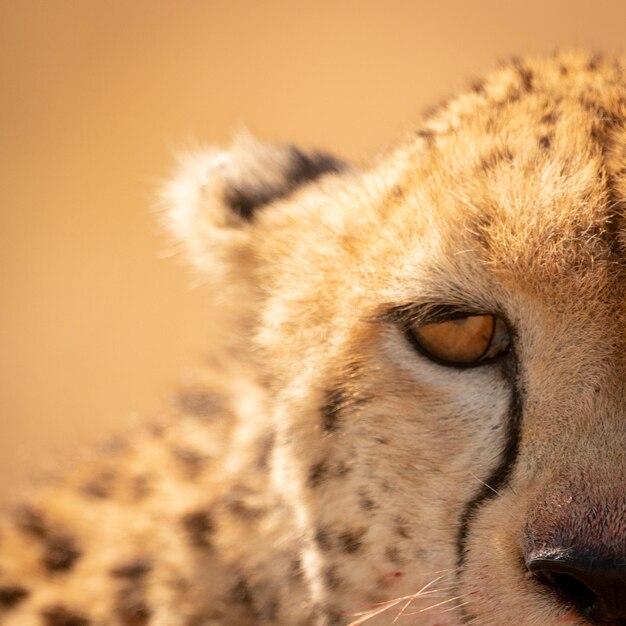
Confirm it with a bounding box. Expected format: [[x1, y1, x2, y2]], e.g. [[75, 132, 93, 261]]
[[161, 148, 250, 276]]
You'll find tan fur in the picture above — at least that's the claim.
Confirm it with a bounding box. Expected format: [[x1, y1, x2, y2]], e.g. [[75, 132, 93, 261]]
[[1, 51, 625, 626]]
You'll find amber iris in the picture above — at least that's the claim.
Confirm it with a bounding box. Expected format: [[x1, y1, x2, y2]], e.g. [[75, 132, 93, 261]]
[[411, 314, 510, 366]]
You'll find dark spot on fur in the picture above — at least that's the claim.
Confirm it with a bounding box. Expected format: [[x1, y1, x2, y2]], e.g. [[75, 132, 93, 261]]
[[171, 447, 208, 476], [335, 460, 351, 478], [385, 546, 403, 564], [99, 436, 129, 455], [321, 388, 343, 432], [470, 79, 485, 94], [359, 494, 378, 511], [115, 586, 151, 626], [417, 129, 435, 142], [481, 147, 514, 171], [559, 64, 569, 76], [394, 518, 412, 539], [260, 597, 278, 621], [231, 575, 253, 605], [375, 436, 389, 445], [338, 529, 365, 554], [181, 510, 214, 548], [222, 487, 267, 519], [176, 388, 222, 419], [587, 53, 601, 71], [324, 608, 344, 626], [80, 480, 111, 499], [256, 433, 275, 470], [43, 535, 81, 572], [539, 135, 552, 149], [129, 475, 151, 501], [185, 610, 227, 625], [0, 585, 29, 608], [14, 505, 47, 538], [315, 527, 332, 551], [80, 470, 116, 499], [323, 565, 341, 591], [110, 558, 152, 579], [13, 506, 81, 572], [514, 61, 534, 92], [289, 557, 303, 579], [541, 111, 558, 125], [41, 605, 90, 626], [381, 480, 393, 493], [308, 461, 327, 488]]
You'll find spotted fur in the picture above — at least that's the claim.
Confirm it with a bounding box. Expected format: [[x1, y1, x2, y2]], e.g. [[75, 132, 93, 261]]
[[1, 51, 625, 625]]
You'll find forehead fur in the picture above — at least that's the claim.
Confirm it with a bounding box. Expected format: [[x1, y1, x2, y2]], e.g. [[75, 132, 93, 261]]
[[386, 51, 626, 299]]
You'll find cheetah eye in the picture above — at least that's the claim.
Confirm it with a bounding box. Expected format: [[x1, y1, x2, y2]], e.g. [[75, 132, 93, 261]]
[[409, 314, 510, 366]]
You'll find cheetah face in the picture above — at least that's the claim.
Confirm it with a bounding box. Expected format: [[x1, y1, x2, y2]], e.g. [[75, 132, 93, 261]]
[[166, 53, 626, 626]]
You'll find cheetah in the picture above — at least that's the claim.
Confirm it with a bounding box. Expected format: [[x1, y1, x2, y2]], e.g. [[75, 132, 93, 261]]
[[1, 50, 625, 626]]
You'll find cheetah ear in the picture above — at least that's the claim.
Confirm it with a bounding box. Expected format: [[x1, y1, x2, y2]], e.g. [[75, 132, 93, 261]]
[[161, 131, 346, 275]]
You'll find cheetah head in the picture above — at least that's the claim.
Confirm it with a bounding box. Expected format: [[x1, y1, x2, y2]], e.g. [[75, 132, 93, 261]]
[[164, 52, 626, 626]]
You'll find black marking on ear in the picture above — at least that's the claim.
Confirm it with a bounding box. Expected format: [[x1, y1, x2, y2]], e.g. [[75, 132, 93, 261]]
[[224, 148, 344, 221], [321, 388, 344, 432], [43, 535, 81, 572], [0, 585, 29, 608], [181, 510, 214, 548], [455, 350, 523, 620], [41, 605, 91, 626]]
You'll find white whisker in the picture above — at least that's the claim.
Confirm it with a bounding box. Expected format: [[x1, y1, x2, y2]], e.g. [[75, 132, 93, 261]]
[[470, 471, 501, 496]]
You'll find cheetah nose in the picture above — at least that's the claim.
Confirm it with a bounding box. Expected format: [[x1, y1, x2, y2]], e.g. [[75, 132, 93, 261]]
[[527, 555, 626, 624]]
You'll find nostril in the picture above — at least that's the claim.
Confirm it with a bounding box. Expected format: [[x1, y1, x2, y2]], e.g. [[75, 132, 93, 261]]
[[527, 555, 626, 624], [532, 568, 597, 616]]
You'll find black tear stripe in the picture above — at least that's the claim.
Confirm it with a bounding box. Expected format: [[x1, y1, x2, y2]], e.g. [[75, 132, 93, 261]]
[[455, 353, 523, 623]]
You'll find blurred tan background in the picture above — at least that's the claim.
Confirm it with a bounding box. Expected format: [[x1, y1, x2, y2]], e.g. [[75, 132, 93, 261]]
[[1, 1, 624, 500]]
